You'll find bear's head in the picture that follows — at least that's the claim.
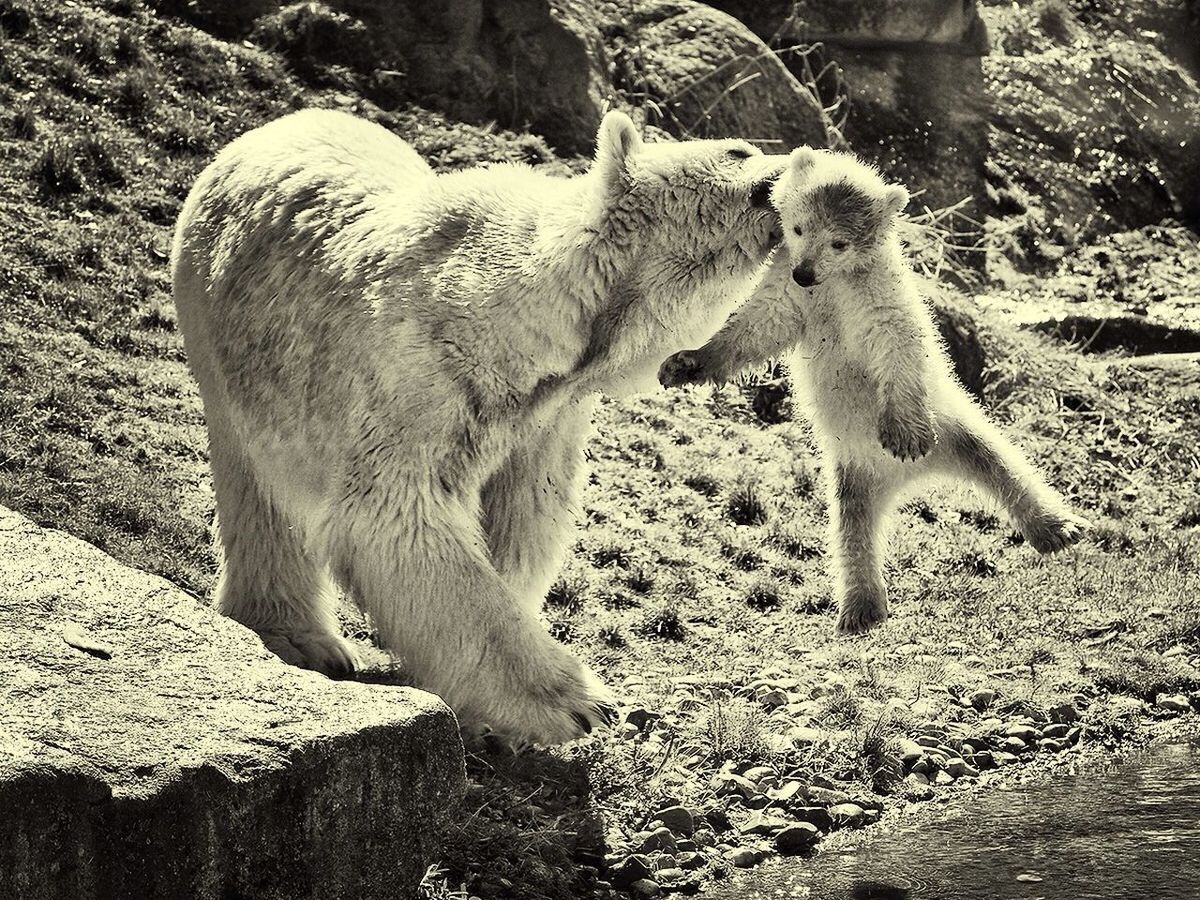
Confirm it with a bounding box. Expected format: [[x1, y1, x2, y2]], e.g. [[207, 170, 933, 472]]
[[772, 146, 908, 288], [582, 111, 788, 392]]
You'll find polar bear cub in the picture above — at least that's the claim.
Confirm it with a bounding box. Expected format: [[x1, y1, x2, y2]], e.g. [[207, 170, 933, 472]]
[[173, 108, 787, 746], [659, 148, 1089, 635]]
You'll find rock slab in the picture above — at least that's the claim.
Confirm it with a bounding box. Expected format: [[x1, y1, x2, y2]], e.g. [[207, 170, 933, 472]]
[[0, 506, 465, 900]]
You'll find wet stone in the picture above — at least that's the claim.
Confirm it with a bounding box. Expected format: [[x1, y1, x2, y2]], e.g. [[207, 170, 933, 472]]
[[792, 806, 833, 832], [775, 822, 821, 855], [934, 770, 955, 786], [626, 708, 662, 731], [1002, 736, 1029, 754], [828, 803, 866, 828], [1049, 703, 1081, 724], [1040, 738, 1068, 753], [630, 878, 661, 898], [1042, 723, 1071, 739], [610, 855, 653, 889], [1005, 724, 1042, 743], [713, 773, 758, 799], [725, 848, 757, 868], [637, 827, 677, 854], [1155, 694, 1191, 713], [677, 851, 705, 870], [968, 689, 996, 711], [654, 805, 695, 837]]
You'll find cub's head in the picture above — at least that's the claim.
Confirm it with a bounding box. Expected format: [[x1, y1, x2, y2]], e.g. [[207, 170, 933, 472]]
[[772, 147, 909, 287], [591, 111, 787, 290]]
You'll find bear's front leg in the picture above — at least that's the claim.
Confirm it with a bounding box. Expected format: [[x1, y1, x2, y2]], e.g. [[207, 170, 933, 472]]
[[329, 472, 617, 747]]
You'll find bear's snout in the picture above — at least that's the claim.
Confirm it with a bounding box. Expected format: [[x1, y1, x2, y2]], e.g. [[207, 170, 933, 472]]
[[792, 261, 817, 287]]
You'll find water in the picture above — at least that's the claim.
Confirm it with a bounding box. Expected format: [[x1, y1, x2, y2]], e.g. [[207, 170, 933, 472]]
[[708, 737, 1200, 900]]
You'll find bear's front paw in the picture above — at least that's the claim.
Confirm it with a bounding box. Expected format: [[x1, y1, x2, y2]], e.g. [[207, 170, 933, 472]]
[[835, 586, 889, 636], [1021, 510, 1090, 554], [878, 405, 937, 462], [259, 629, 362, 679], [658, 349, 710, 388]]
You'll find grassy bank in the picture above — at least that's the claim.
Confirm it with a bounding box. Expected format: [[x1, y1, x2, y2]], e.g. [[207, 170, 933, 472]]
[[1, 3, 1198, 900]]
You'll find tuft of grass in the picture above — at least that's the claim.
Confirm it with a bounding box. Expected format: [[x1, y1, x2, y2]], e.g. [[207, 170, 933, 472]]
[[745, 577, 783, 612], [956, 550, 998, 578], [115, 69, 157, 118], [642, 602, 685, 640], [50, 56, 89, 97], [721, 539, 764, 571], [767, 523, 823, 560], [10, 99, 36, 139], [544, 575, 587, 614], [624, 563, 655, 595], [34, 138, 84, 194], [156, 107, 211, 155], [597, 624, 626, 648], [114, 28, 147, 66], [699, 697, 773, 764], [726, 477, 768, 526], [68, 22, 115, 71], [682, 472, 721, 498]]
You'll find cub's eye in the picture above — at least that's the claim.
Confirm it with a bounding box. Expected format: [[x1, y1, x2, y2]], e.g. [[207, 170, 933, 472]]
[[727, 146, 753, 160], [792, 225, 803, 236], [831, 239, 849, 251]]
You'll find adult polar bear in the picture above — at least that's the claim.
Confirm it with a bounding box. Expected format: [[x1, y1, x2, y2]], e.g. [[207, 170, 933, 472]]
[[172, 108, 786, 746]]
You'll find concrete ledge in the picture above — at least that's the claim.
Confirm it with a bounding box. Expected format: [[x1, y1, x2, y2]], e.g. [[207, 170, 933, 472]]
[[0, 505, 464, 900]]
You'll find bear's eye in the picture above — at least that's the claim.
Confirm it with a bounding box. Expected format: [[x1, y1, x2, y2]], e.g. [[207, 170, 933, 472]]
[[792, 225, 803, 237], [831, 239, 849, 251], [727, 146, 753, 160]]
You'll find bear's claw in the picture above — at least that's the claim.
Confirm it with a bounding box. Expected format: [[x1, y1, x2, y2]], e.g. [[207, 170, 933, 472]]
[[878, 406, 937, 462], [658, 350, 708, 388], [1022, 511, 1090, 554]]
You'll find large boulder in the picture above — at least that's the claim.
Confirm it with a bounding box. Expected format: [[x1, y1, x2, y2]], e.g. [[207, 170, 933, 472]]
[[603, 0, 829, 149], [0, 505, 464, 900]]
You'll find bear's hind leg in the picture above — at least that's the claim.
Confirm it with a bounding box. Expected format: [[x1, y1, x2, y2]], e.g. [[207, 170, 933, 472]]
[[829, 458, 898, 635], [935, 404, 1089, 553], [209, 419, 359, 677], [330, 476, 616, 747], [481, 401, 592, 613]]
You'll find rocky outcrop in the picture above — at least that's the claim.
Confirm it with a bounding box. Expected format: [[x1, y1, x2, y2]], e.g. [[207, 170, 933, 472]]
[[0, 506, 464, 900], [982, 23, 1200, 273], [153, 0, 828, 156], [711, 0, 992, 223]]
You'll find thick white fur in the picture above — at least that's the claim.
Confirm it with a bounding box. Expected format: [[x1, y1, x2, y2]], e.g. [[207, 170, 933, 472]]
[[659, 149, 1089, 635], [172, 108, 786, 745]]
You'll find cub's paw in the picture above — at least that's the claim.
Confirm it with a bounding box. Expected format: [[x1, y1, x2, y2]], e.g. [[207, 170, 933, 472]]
[[260, 629, 362, 679], [835, 588, 889, 636], [1022, 510, 1090, 554], [878, 406, 937, 462], [658, 350, 710, 388]]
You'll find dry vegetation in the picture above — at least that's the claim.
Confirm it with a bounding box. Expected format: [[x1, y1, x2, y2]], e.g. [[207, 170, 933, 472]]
[[1, 2, 1198, 900]]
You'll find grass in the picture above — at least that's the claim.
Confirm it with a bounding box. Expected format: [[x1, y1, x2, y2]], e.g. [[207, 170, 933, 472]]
[[1, 3, 1198, 900]]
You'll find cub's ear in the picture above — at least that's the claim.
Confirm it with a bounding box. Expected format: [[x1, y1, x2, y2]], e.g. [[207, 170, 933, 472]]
[[789, 146, 819, 177], [594, 110, 642, 188], [882, 184, 910, 219]]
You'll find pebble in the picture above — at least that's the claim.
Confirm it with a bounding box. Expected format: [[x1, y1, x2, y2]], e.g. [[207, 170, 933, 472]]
[[1002, 736, 1029, 754], [916, 735, 941, 748], [993, 751, 1019, 766], [767, 780, 805, 806], [743, 765, 778, 786], [703, 808, 732, 832], [962, 737, 990, 752], [677, 851, 705, 870], [653, 805, 695, 837], [775, 822, 821, 854], [693, 827, 717, 847], [943, 757, 969, 777], [759, 688, 790, 708], [911, 756, 933, 775], [1155, 694, 1191, 713], [1042, 723, 1070, 739], [828, 803, 866, 828], [792, 806, 833, 832], [1039, 738, 1067, 753], [739, 811, 789, 836], [655, 868, 687, 884], [907, 772, 930, 786], [713, 773, 758, 799], [972, 750, 995, 769], [1004, 724, 1042, 743], [1163, 645, 1188, 659], [967, 688, 995, 711], [788, 725, 826, 746], [1016, 873, 1044, 883], [637, 827, 676, 854], [1049, 703, 1080, 724], [619, 723, 642, 741], [725, 848, 757, 868], [629, 878, 661, 897], [609, 855, 653, 889], [934, 770, 955, 786], [626, 708, 662, 730], [807, 786, 852, 806]]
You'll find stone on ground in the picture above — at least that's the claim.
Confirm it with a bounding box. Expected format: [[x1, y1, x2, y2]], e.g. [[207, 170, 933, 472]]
[[0, 506, 464, 900]]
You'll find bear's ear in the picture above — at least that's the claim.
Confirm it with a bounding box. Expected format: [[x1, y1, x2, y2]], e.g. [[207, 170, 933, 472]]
[[882, 184, 909, 219], [594, 110, 642, 187], [789, 146, 818, 178]]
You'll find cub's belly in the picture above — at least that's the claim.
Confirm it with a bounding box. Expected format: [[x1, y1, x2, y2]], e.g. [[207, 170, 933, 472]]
[[793, 351, 881, 448]]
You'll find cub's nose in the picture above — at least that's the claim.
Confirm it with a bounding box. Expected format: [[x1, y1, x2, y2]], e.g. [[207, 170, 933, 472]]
[[792, 261, 817, 287]]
